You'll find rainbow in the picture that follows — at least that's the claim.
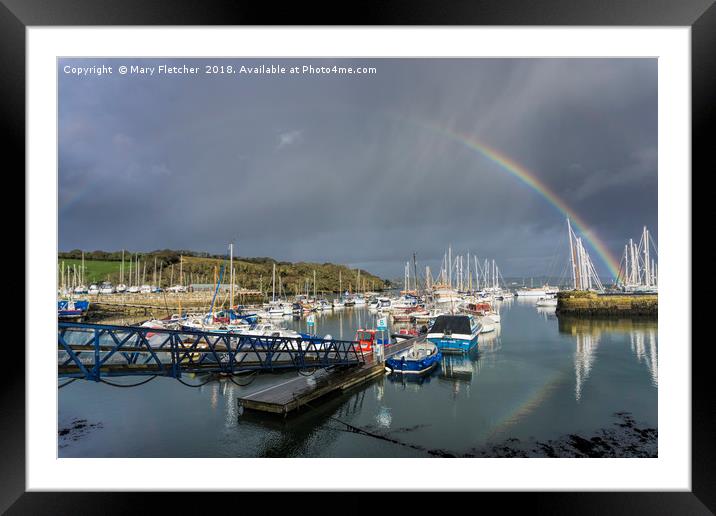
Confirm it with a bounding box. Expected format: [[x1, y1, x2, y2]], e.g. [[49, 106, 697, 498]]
[[390, 115, 622, 280]]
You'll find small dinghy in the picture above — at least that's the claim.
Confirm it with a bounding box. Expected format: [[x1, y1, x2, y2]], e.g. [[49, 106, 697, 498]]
[[385, 341, 441, 375]]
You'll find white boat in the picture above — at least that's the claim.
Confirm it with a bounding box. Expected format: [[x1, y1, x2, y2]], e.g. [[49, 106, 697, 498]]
[[128, 285, 140, 293], [181, 316, 252, 334], [515, 288, 547, 297], [412, 308, 444, 324], [140, 284, 153, 294], [479, 316, 496, 333], [486, 311, 501, 323], [99, 282, 115, 294], [369, 297, 392, 311], [391, 295, 419, 312], [266, 307, 287, 318], [116, 283, 127, 293], [536, 295, 558, 307], [332, 298, 345, 308], [352, 295, 367, 306], [315, 300, 332, 311], [431, 285, 462, 306], [73, 285, 87, 294], [88, 284, 99, 295]]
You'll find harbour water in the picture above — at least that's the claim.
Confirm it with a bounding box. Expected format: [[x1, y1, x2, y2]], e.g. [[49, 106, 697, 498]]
[[58, 297, 657, 457]]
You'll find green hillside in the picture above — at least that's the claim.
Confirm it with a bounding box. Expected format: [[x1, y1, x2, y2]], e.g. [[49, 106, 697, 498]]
[[58, 251, 388, 294]]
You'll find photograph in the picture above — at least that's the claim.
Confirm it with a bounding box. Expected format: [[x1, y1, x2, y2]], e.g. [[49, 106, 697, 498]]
[[55, 57, 659, 459]]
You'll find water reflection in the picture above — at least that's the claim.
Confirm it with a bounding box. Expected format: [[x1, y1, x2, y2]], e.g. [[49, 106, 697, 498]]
[[536, 306, 558, 320], [60, 302, 658, 458], [558, 315, 659, 396], [237, 382, 370, 457], [438, 349, 480, 399], [573, 332, 599, 402], [630, 329, 658, 387]]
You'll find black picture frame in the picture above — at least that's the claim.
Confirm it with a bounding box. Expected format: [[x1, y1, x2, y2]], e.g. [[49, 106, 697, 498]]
[[5, 0, 708, 512]]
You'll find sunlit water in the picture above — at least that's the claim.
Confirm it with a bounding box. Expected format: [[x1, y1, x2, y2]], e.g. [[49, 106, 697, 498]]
[[58, 298, 657, 457]]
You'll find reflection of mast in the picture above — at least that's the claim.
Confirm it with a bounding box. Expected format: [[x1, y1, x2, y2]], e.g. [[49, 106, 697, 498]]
[[574, 333, 599, 401], [630, 329, 658, 386]]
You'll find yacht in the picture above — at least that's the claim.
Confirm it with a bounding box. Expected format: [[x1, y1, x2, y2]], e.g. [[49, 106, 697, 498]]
[[536, 295, 558, 307], [427, 314, 480, 354]]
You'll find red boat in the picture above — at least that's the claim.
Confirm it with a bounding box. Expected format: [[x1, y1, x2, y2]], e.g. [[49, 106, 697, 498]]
[[355, 329, 377, 353], [462, 302, 492, 316]]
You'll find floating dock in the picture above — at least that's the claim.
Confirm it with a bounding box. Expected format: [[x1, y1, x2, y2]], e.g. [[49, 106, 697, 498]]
[[238, 337, 419, 415]]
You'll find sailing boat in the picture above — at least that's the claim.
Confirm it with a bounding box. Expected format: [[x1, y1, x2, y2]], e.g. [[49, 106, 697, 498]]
[[264, 263, 289, 318], [333, 270, 345, 308], [116, 249, 127, 292], [73, 251, 88, 294]]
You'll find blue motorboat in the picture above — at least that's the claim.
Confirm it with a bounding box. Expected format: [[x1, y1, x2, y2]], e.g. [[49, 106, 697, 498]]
[[385, 341, 441, 375], [427, 314, 480, 354], [58, 299, 89, 319]]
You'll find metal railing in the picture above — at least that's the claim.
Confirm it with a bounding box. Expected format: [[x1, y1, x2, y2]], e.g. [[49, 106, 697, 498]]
[[58, 322, 364, 380]]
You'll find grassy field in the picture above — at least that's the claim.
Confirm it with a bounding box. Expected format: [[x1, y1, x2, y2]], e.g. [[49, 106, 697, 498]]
[[58, 255, 386, 294], [59, 259, 123, 284]]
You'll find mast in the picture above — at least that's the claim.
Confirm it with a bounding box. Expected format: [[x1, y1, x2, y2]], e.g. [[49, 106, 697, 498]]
[[567, 218, 579, 290], [643, 226, 651, 287], [448, 244, 452, 288], [179, 254, 183, 287], [467, 251, 471, 292], [313, 270, 317, 298], [120, 249, 124, 285], [229, 243, 234, 307], [473, 256, 480, 290], [272, 263, 276, 302], [413, 252, 418, 293]]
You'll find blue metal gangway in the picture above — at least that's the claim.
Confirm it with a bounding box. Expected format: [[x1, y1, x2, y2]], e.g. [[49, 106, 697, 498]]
[[58, 322, 365, 381]]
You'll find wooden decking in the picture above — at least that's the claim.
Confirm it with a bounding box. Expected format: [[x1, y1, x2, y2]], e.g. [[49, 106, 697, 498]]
[[238, 337, 420, 415]]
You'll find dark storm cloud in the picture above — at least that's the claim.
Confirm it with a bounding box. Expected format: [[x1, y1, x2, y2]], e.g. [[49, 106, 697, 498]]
[[58, 58, 657, 279]]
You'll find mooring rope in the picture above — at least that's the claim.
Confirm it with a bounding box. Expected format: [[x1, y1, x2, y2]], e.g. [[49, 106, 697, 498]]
[[99, 375, 158, 388], [227, 371, 259, 387], [304, 401, 455, 458], [175, 374, 214, 388]]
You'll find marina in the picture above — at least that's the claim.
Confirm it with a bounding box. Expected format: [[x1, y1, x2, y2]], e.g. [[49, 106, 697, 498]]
[[58, 299, 657, 458], [53, 57, 661, 462], [58, 223, 658, 457]]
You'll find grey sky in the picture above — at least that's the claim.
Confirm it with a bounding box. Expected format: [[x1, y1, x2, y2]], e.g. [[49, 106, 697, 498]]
[[58, 58, 657, 279]]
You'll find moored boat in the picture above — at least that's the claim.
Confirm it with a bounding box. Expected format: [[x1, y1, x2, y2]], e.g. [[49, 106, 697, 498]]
[[427, 314, 480, 354], [57, 299, 90, 319], [536, 295, 558, 307], [385, 341, 441, 375]]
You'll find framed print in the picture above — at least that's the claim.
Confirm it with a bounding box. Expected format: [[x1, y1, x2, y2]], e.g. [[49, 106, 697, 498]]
[[5, 0, 711, 512]]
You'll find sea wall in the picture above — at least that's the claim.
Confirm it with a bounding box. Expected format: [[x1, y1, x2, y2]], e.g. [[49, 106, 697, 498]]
[[556, 291, 658, 317]]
